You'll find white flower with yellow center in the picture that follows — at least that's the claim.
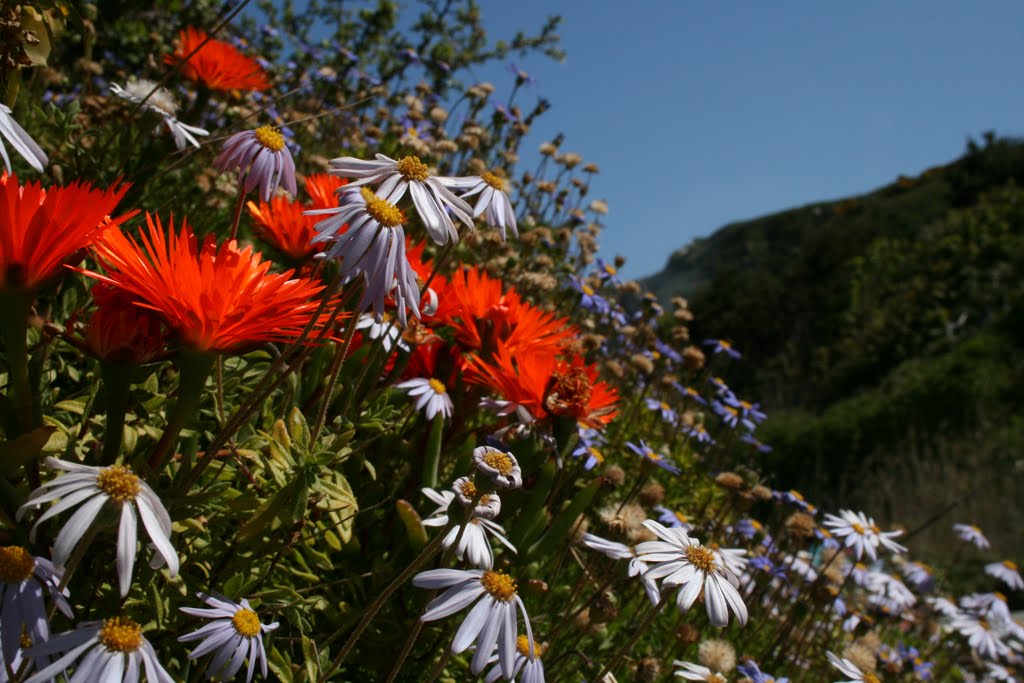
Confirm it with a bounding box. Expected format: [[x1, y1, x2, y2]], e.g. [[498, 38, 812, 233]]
[[413, 568, 535, 678], [635, 520, 748, 628], [327, 153, 474, 245], [310, 186, 421, 325], [674, 660, 729, 683], [17, 457, 178, 597], [0, 545, 72, 671], [451, 477, 502, 520], [472, 446, 522, 489], [214, 125, 297, 201], [25, 616, 173, 683], [420, 488, 515, 569], [178, 593, 279, 682], [0, 103, 46, 173], [826, 650, 881, 683], [985, 560, 1023, 591], [823, 509, 905, 561], [581, 533, 660, 606], [110, 80, 209, 150], [952, 522, 990, 550], [440, 170, 518, 240], [395, 377, 453, 420], [484, 635, 544, 683]]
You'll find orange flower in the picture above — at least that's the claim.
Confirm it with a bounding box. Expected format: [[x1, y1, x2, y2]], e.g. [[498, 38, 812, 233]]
[[247, 195, 318, 261], [434, 266, 573, 353], [84, 213, 333, 353], [82, 284, 167, 364], [0, 174, 130, 291], [464, 341, 618, 429], [304, 173, 348, 211], [165, 27, 270, 92]]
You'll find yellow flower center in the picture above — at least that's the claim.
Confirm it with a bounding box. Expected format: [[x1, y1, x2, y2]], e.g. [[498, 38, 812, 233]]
[[852, 523, 865, 535], [97, 466, 141, 503], [254, 125, 286, 152], [995, 591, 1007, 602], [480, 570, 517, 602], [582, 284, 595, 296], [19, 626, 31, 649], [675, 512, 689, 524], [1003, 560, 1018, 570], [708, 675, 727, 683], [359, 187, 404, 227], [396, 155, 429, 182], [587, 447, 604, 463], [603, 264, 617, 276], [863, 674, 880, 683], [0, 546, 35, 583], [685, 544, 717, 573], [482, 450, 514, 475], [459, 480, 477, 499], [481, 171, 506, 191], [428, 378, 446, 395], [515, 634, 544, 659], [98, 617, 143, 653], [232, 609, 262, 637]]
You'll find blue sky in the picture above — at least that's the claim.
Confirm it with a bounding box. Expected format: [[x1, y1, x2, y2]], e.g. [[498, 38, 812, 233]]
[[463, 2, 1024, 277]]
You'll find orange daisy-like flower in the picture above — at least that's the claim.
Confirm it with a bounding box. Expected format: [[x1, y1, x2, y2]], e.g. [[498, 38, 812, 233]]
[[0, 174, 130, 291], [82, 284, 167, 364], [247, 195, 318, 261], [464, 341, 618, 429], [165, 27, 270, 92], [304, 173, 348, 211], [84, 213, 333, 353]]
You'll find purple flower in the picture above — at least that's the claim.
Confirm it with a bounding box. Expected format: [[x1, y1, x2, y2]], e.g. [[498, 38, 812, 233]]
[[626, 440, 680, 474], [644, 397, 677, 424], [703, 338, 742, 359], [213, 125, 297, 201]]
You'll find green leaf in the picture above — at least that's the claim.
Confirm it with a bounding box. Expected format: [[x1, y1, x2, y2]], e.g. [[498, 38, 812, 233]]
[[236, 482, 297, 542], [287, 408, 311, 451], [301, 636, 319, 683], [526, 478, 603, 560], [396, 499, 427, 551]]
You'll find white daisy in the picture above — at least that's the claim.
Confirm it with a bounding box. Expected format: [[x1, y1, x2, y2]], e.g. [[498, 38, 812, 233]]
[[673, 660, 728, 682], [581, 533, 660, 606], [826, 650, 879, 683], [823, 509, 905, 561], [960, 592, 1012, 622], [25, 616, 174, 683], [441, 171, 518, 240], [110, 80, 209, 150], [451, 477, 502, 520], [355, 313, 408, 352], [420, 488, 516, 570], [0, 103, 46, 173], [951, 611, 1012, 660], [214, 125, 297, 201], [17, 457, 178, 597], [635, 520, 748, 628], [327, 154, 474, 245], [309, 186, 421, 325], [483, 635, 544, 683], [0, 546, 72, 669], [986, 560, 1024, 591], [952, 523, 991, 550], [472, 446, 522, 489], [395, 377, 453, 420], [413, 568, 535, 678], [178, 593, 279, 682]]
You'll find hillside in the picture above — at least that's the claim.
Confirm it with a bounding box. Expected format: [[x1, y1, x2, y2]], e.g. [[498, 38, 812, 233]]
[[643, 135, 1024, 557]]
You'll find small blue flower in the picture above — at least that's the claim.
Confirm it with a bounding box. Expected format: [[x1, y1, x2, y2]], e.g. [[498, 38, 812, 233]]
[[626, 440, 680, 474], [703, 338, 742, 359], [654, 505, 692, 531], [737, 659, 789, 683], [741, 433, 773, 453], [673, 382, 708, 406], [643, 397, 677, 424]]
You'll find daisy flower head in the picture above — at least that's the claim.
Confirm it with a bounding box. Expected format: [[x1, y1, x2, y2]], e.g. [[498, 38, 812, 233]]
[[952, 523, 990, 550], [473, 446, 522, 489], [581, 533, 660, 606], [452, 477, 502, 520], [0, 104, 46, 173], [703, 338, 741, 360], [165, 27, 270, 92], [442, 170, 518, 240], [178, 593, 279, 682], [626, 440, 681, 474], [327, 154, 474, 245], [355, 313, 408, 353], [827, 651, 879, 683], [310, 186, 421, 325], [84, 214, 332, 353], [0, 174, 130, 292], [246, 195, 319, 261], [214, 125, 297, 202], [413, 567, 534, 678], [986, 560, 1023, 591], [483, 635, 544, 683], [420, 487, 517, 570], [951, 610, 1012, 660], [25, 616, 174, 683], [0, 546, 72, 667], [110, 80, 209, 150], [674, 660, 728, 683], [395, 376, 453, 420], [17, 457, 178, 597], [636, 520, 748, 627], [823, 509, 905, 562]]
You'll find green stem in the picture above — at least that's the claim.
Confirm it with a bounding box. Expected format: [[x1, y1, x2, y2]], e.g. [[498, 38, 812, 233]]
[[100, 361, 134, 465], [147, 351, 215, 473], [0, 292, 35, 435], [592, 595, 668, 682]]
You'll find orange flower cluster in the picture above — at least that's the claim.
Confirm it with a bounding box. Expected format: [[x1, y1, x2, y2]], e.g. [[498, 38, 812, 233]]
[[247, 174, 347, 261], [84, 214, 334, 353], [165, 27, 270, 92]]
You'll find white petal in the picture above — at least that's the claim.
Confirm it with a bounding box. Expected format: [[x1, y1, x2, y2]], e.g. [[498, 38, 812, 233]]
[[117, 504, 138, 597]]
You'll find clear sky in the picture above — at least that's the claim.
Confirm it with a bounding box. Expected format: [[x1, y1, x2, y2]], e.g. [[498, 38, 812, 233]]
[[464, 1, 1024, 278]]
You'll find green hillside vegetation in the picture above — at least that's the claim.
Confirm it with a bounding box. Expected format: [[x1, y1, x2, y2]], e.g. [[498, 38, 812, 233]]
[[644, 135, 1024, 559]]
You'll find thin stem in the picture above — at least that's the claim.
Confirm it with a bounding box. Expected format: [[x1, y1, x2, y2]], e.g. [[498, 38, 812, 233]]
[[310, 311, 360, 444], [592, 595, 668, 682], [228, 185, 247, 241], [100, 361, 134, 465], [147, 351, 215, 472]]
